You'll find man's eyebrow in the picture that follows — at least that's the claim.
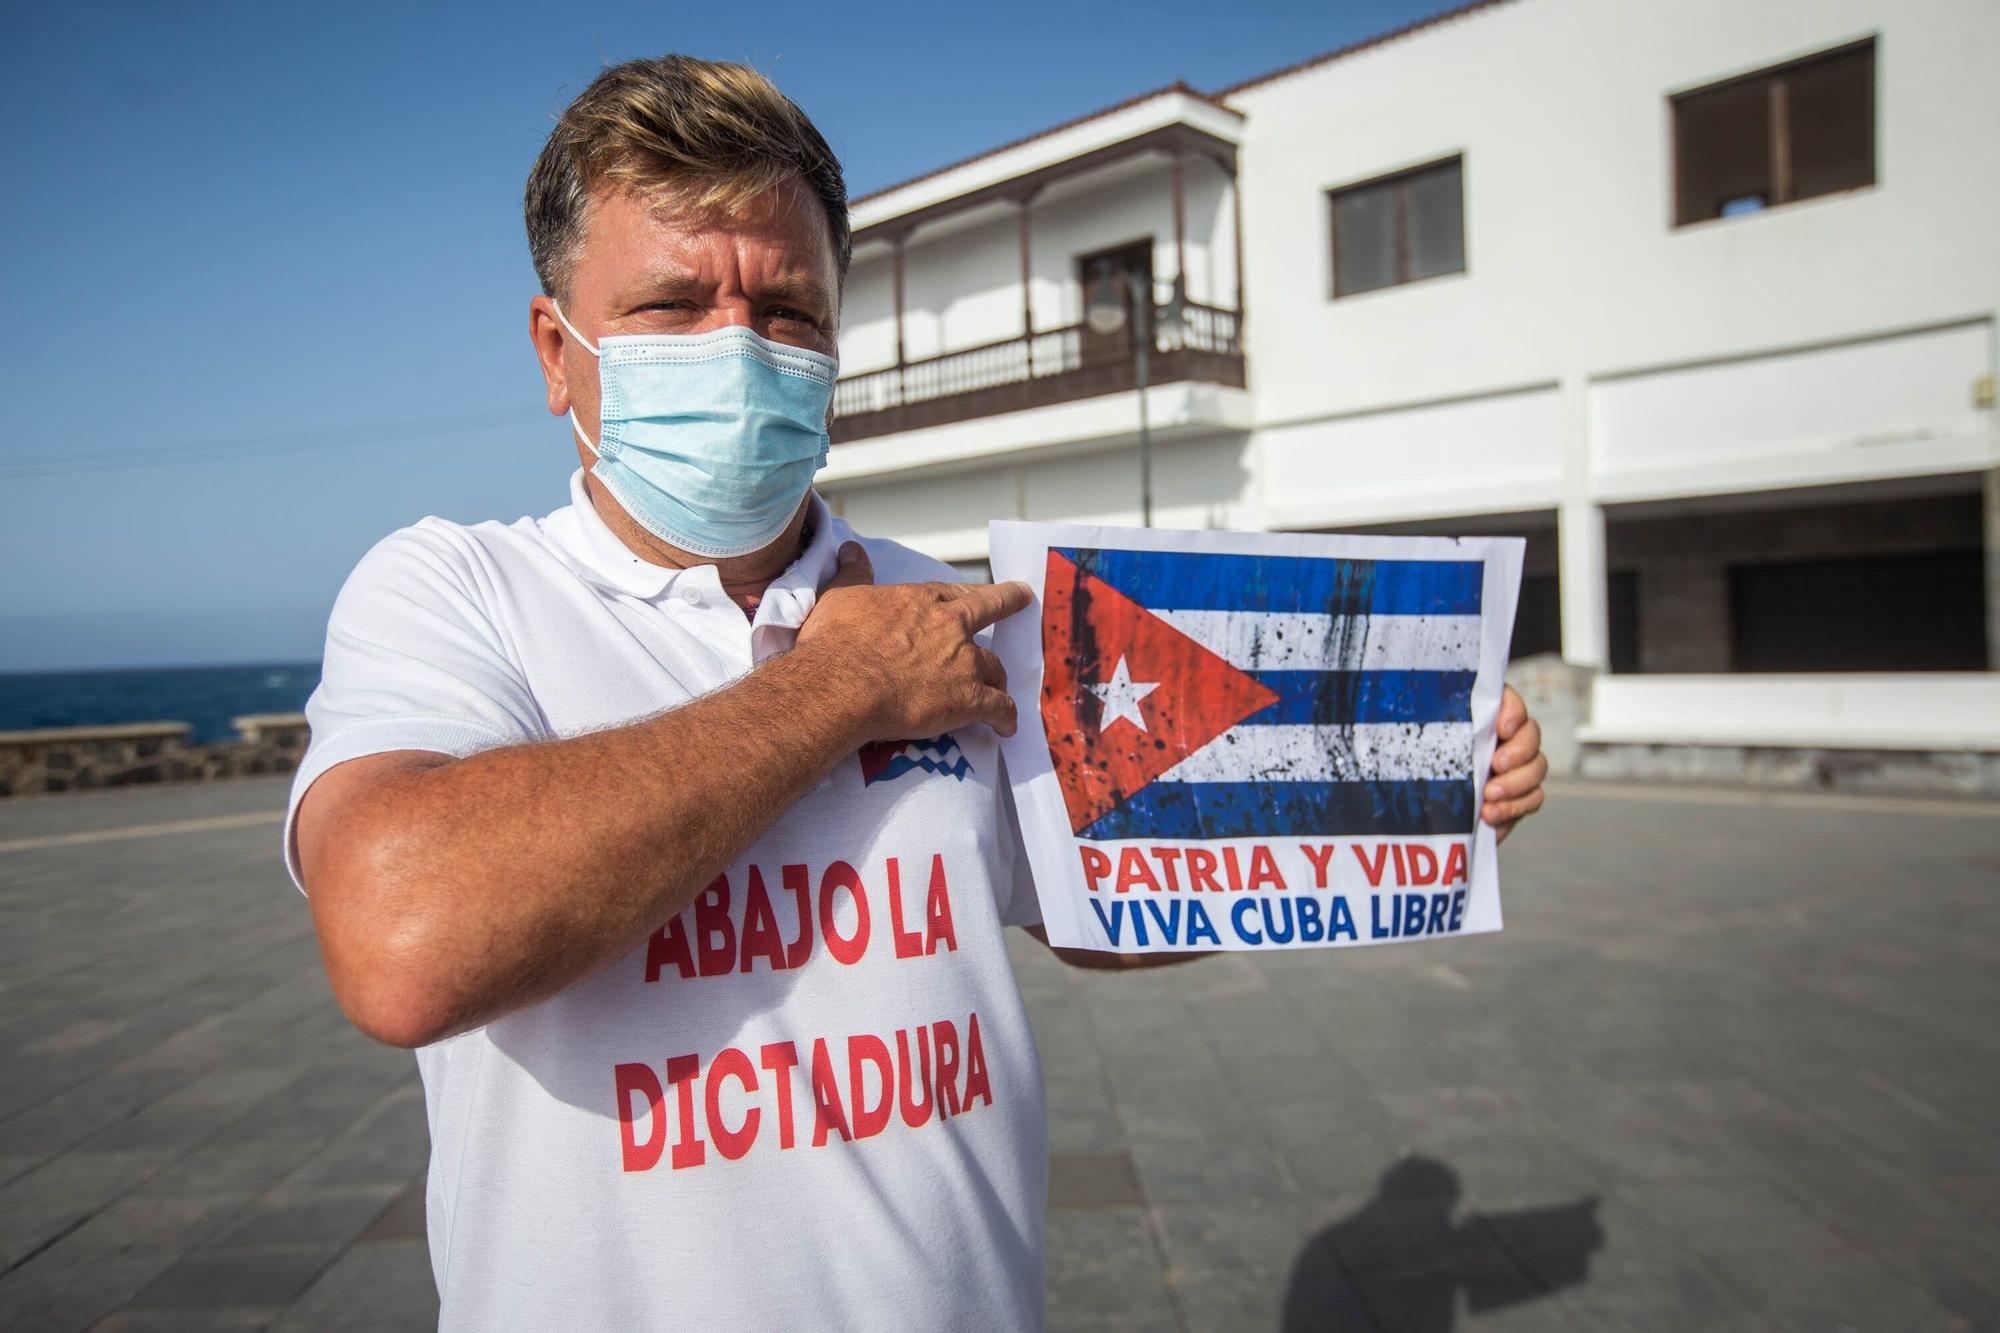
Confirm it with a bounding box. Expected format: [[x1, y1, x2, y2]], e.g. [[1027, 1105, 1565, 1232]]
[[614, 269, 832, 310], [616, 268, 706, 303], [754, 274, 833, 310]]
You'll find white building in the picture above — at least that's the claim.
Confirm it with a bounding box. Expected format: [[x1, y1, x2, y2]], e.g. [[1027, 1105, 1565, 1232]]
[[822, 0, 2000, 785]]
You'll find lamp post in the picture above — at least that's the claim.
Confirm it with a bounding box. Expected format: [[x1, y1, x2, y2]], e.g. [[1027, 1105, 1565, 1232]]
[[1085, 274, 1185, 528]]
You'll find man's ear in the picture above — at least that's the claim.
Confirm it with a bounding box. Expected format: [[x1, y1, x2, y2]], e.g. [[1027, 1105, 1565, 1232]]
[[529, 294, 571, 417]]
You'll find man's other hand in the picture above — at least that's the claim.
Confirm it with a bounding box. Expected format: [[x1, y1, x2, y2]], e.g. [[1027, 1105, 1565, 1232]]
[[1485, 684, 1547, 843], [796, 542, 1033, 742]]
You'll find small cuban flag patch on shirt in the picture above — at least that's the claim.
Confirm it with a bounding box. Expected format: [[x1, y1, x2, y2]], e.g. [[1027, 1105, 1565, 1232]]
[[1040, 546, 1481, 840], [859, 734, 973, 786]]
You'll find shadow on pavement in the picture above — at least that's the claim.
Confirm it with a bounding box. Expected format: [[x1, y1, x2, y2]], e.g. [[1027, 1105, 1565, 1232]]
[[1280, 1156, 1604, 1331]]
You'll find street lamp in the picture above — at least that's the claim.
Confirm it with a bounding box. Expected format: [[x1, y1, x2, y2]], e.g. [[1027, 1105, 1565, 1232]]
[[1085, 274, 1185, 528]]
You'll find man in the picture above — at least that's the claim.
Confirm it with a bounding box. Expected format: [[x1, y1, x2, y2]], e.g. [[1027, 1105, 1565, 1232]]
[[288, 55, 1548, 1329]]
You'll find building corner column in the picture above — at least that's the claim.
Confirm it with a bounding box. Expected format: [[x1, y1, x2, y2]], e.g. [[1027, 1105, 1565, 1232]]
[[1559, 501, 1610, 670], [1558, 374, 1608, 670], [1985, 465, 2000, 670]]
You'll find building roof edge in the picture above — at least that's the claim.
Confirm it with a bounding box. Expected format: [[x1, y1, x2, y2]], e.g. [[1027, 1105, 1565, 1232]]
[[846, 1, 1519, 213], [1212, 0, 1519, 100], [848, 81, 1240, 209]]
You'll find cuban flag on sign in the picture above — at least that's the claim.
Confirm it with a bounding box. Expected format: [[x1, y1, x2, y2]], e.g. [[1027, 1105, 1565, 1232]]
[[1040, 546, 1481, 840]]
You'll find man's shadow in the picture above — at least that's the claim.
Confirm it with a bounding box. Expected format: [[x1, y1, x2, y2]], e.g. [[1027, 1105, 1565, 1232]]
[[1281, 1157, 1603, 1332]]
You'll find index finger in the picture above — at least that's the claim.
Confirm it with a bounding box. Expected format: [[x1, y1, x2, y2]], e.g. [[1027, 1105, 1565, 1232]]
[[946, 580, 1035, 631]]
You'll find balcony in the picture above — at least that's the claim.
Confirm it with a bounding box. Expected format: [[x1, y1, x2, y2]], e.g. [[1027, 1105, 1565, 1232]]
[[831, 83, 1247, 453], [830, 302, 1244, 443]]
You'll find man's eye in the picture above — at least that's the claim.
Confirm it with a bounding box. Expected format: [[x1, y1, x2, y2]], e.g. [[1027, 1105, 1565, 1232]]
[[769, 307, 815, 324]]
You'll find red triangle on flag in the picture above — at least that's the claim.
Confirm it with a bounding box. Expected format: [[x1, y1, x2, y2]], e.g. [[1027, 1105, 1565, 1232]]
[[1040, 549, 1280, 835]]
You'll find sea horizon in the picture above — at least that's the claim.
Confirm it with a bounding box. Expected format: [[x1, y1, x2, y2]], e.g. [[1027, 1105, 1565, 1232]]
[[0, 660, 323, 744], [0, 657, 322, 679]]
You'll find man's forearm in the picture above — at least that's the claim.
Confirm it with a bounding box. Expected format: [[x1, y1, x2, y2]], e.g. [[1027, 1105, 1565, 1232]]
[[306, 640, 867, 1046]]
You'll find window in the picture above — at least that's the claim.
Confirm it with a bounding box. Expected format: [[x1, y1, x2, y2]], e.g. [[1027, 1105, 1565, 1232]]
[[1328, 157, 1464, 298], [1076, 240, 1154, 363], [1672, 39, 1874, 226], [1729, 551, 1985, 672]]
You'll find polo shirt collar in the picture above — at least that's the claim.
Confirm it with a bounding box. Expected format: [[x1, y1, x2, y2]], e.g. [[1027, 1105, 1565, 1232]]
[[549, 468, 678, 599], [548, 470, 844, 652], [746, 490, 843, 661]]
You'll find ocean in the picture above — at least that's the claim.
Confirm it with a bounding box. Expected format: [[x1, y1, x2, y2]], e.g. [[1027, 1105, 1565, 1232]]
[[0, 663, 322, 744]]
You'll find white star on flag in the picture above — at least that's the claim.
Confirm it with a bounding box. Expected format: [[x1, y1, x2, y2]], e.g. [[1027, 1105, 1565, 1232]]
[[1088, 655, 1160, 734]]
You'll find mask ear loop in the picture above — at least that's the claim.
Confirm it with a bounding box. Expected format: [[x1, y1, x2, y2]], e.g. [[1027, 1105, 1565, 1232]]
[[552, 302, 605, 458]]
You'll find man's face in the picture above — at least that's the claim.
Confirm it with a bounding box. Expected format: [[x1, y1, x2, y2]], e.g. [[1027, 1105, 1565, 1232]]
[[532, 174, 841, 461]]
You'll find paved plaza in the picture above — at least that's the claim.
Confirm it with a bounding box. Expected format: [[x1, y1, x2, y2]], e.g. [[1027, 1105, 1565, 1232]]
[[0, 775, 1996, 1330]]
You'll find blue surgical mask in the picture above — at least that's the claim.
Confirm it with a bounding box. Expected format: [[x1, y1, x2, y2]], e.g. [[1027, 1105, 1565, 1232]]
[[555, 303, 837, 560]]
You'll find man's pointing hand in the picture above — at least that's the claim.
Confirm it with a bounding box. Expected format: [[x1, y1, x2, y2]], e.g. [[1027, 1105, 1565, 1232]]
[[796, 542, 1034, 742]]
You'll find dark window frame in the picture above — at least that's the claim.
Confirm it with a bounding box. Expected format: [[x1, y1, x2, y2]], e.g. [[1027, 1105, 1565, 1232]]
[[1670, 37, 1877, 228], [1326, 154, 1466, 299], [1074, 238, 1156, 362]]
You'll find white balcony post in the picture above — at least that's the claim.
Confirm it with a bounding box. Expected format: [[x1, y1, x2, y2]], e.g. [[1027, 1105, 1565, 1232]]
[[891, 232, 907, 405], [1018, 191, 1037, 375], [1230, 162, 1245, 324], [1170, 149, 1187, 311]]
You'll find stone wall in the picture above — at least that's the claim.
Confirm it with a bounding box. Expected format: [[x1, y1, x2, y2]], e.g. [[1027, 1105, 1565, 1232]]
[[0, 715, 310, 798], [1506, 653, 1596, 777], [1577, 742, 2000, 798]]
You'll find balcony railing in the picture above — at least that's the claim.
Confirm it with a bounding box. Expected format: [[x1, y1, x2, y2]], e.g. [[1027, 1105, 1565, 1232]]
[[830, 302, 1245, 444]]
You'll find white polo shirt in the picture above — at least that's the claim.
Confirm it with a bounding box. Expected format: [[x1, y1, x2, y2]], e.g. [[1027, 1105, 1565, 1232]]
[[286, 471, 1048, 1331]]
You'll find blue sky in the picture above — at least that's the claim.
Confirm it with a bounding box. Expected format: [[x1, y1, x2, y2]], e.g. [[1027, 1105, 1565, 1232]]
[[0, 0, 1450, 672]]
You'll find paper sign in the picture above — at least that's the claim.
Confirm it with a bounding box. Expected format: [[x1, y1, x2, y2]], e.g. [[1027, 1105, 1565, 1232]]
[[990, 521, 1524, 953]]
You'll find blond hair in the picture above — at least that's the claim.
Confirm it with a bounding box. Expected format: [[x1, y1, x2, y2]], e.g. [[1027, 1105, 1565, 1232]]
[[524, 55, 850, 300]]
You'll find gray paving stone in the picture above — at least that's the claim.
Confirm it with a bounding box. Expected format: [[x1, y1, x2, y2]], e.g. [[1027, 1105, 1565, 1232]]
[[1151, 1197, 1323, 1278], [0, 1147, 179, 1269], [1115, 1080, 1266, 1146], [1549, 1263, 1773, 1333], [1130, 1138, 1300, 1204], [274, 1082, 429, 1192], [1477, 1189, 1674, 1285], [1345, 1243, 1571, 1333], [1704, 1240, 1974, 1333], [112, 1244, 335, 1325], [0, 1251, 181, 1332], [1050, 1152, 1146, 1209], [1173, 1263, 1299, 1333], [127, 1127, 340, 1204], [4, 771, 1998, 1329], [359, 1178, 427, 1241], [267, 1237, 438, 1332], [205, 1183, 403, 1252], [1044, 1206, 1181, 1333], [0, 776, 294, 842], [0, 1192, 253, 1330], [1049, 1103, 1133, 1156], [91, 1306, 272, 1331], [1614, 1178, 1847, 1259]]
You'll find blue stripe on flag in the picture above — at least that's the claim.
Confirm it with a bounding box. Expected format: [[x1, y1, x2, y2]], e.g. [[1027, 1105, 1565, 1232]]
[[1078, 779, 1477, 840], [1061, 548, 1483, 616], [1241, 671, 1475, 725]]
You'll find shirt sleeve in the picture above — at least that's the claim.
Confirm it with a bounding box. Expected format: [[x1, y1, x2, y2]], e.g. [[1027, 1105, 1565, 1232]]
[[283, 521, 545, 891], [994, 753, 1045, 930]]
